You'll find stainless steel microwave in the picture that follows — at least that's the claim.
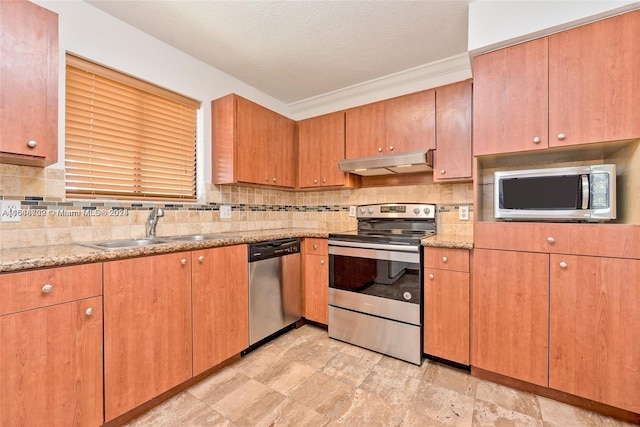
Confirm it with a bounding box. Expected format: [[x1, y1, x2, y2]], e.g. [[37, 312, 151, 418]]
[[494, 164, 616, 221]]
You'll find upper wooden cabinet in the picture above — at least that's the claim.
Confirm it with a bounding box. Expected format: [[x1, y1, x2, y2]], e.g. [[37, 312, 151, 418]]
[[212, 94, 296, 188], [0, 0, 58, 166], [473, 10, 640, 156], [433, 80, 472, 182], [345, 89, 435, 158], [298, 111, 350, 188]]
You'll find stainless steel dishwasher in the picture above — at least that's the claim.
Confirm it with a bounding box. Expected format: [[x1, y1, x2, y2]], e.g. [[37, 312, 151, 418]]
[[247, 238, 301, 346]]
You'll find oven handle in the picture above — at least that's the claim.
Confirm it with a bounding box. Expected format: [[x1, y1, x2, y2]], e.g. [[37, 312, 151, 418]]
[[328, 244, 420, 264], [328, 239, 419, 252]]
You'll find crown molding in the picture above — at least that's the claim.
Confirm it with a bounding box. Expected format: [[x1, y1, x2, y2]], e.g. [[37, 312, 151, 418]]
[[288, 53, 472, 120]]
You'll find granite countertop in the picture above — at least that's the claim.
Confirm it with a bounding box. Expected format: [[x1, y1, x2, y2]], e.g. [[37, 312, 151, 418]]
[[1, 229, 474, 273], [0, 228, 332, 273], [421, 234, 474, 250]]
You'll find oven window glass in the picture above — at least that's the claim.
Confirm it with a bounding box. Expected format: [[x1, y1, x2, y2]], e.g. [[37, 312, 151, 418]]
[[500, 175, 581, 209], [329, 254, 420, 304]]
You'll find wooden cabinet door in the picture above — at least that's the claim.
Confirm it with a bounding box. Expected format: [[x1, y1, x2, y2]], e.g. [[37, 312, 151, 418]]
[[385, 89, 436, 153], [472, 249, 550, 386], [192, 245, 249, 376], [298, 112, 346, 188], [549, 10, 640, 147], [473, 37, 549, 156], [434, 80, 472, 182], [345, 101, 385, 158], [0, 0, 58, 164], [550, 255, 640, 413], [236, 96, 269, 185], [103, 252, 193, 421], [0, 297, 103, 427], [303, 253, 328, 325], [269, 112, 296, 188], [424, 268, 469, 365]]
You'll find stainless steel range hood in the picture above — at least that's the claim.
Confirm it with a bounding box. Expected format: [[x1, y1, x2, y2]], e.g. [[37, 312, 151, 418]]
[[338, 150, 434, 176]]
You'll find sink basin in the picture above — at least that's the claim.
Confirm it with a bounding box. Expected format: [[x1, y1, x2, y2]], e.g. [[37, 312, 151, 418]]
[[77, 238, 172, 250], [162, 233, 240, 242]]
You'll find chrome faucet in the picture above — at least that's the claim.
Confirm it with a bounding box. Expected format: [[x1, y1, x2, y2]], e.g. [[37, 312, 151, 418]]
[[146, 207, 165, 237]]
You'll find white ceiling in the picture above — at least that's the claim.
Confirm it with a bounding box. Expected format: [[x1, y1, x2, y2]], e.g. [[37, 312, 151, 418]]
[[84, 0, 471, 105]]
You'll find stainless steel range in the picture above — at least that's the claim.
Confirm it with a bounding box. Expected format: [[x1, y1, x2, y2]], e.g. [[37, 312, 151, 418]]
[[328, 203, 436, 365]]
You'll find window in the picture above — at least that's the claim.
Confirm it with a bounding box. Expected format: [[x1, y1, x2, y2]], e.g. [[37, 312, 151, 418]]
[[65, 54, 200, 201]]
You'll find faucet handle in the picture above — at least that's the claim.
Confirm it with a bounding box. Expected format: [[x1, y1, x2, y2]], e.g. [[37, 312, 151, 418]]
[[156, 208, 165, 217]]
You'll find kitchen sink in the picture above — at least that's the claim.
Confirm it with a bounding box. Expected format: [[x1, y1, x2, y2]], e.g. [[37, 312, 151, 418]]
[[77, 237, 172, 250], [161, 233, 240, 242]]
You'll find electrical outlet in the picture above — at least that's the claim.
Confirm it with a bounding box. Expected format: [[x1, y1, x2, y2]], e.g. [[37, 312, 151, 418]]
[[349, 206, 357, 217], [220, 205, 232, 219], [0, 200, 21, 223], [459, 205, 469, 221]]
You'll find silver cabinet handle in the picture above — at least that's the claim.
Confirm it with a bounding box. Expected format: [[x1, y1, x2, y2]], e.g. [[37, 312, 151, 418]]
[[428, 274, 434, 280], [442, 256, 448, 263], [265, 177, 269, 182], [377, 147, 383, 152], [27, 140, 38, 148], [272, 177, 277, 183], [313, 244, 318, 250], [322, 178, 326, 183], [181, 258, 187, 265], [85, 308, 94, 316], [440, 170, 446, 174], [198, 256, 204, 262], [533, 136, 541, 144], [388, 146, 394, 151], [547, 237, 555, 244], [560, 261, 568, 269], [314, 179, 318, 184], [557, 133, 566, 140], [320, 259, 325, 265], [42, 284, 53, 294]]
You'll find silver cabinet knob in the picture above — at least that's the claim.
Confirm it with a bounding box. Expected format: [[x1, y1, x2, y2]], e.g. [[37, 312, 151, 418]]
[[533, 136, 541, 144], [388, 146, 394, 151], [428, 274, 434, 280], [557, 133, 566, 140], [320, 259, 325, 265], [42, 284, 53, 294], [442, 256, 448, 263], [27, 140, 38, 148], [322, 178, 326, 183], [265, 177, 269, 182], [559, 261, 568, 269], [181, 258, 187, 265], [198, 256, 204, 262], [85, 307, 94, 316], [313, 244, 317, 250], [547, 237, 555, 244], [314, 179, 318, 184], [440, 170, 446, 174], [377, 147, 383, 152]]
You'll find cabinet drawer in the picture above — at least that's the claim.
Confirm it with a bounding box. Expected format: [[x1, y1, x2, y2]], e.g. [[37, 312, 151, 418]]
[[304, 238, 328, 255], [424, 248, 469, 272], [0, 263, 102, 315]]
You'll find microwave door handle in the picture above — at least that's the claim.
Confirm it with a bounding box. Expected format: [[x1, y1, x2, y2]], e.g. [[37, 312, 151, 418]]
[[581, 175, 590, 209]]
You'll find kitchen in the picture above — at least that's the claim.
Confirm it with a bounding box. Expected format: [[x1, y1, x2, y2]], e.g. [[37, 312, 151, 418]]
[[1, 0, 639, 426]]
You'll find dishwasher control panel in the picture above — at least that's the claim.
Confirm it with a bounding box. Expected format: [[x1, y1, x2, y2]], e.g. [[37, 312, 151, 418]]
[[248, 238, 300, 262]]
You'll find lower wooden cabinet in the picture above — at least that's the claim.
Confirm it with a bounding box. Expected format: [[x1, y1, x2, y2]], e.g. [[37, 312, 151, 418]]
[[549, 255, 640, 413], [303, 238, 328, 324], [423, 247, 470, 365], [192, 245, 249, 375], [103, 252, 193, 421], [472, 249, 550, 387], [0, 263, 103, 427]]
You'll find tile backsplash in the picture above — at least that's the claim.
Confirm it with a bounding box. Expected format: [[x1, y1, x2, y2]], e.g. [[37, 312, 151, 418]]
[[0, 165, 473, 249]]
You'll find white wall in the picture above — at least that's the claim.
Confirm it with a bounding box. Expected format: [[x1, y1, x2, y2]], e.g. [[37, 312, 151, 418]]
[[468, 0, 639, 55], [32, 0, 292, 186]]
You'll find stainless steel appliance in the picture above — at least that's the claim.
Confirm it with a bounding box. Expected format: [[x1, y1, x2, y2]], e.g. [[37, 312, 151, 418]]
[[328, 203, 436, 365], [248, 238, 301, 346], [495, 164, 616, 221]]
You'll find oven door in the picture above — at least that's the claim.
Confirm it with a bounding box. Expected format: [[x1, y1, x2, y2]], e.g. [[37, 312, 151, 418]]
[[328, 243, 421, 326]]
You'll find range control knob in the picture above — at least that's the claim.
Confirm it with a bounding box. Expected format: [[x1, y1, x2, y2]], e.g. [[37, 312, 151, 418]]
[[359, 207, 366, 215], [423, 207, 431, 215], [413, 208, 420, 215], [367, 208, 374, 214]]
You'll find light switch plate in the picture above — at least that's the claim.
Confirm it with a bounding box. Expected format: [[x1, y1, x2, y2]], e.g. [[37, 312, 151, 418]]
[[459, 205, 469, 221], [0, 200, 21, 223], [220, 205, 232, 219], [349, 206, 357, 217]]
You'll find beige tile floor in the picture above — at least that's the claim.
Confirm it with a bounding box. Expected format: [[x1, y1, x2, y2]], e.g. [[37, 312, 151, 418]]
[[125, 325, 636, 427]]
